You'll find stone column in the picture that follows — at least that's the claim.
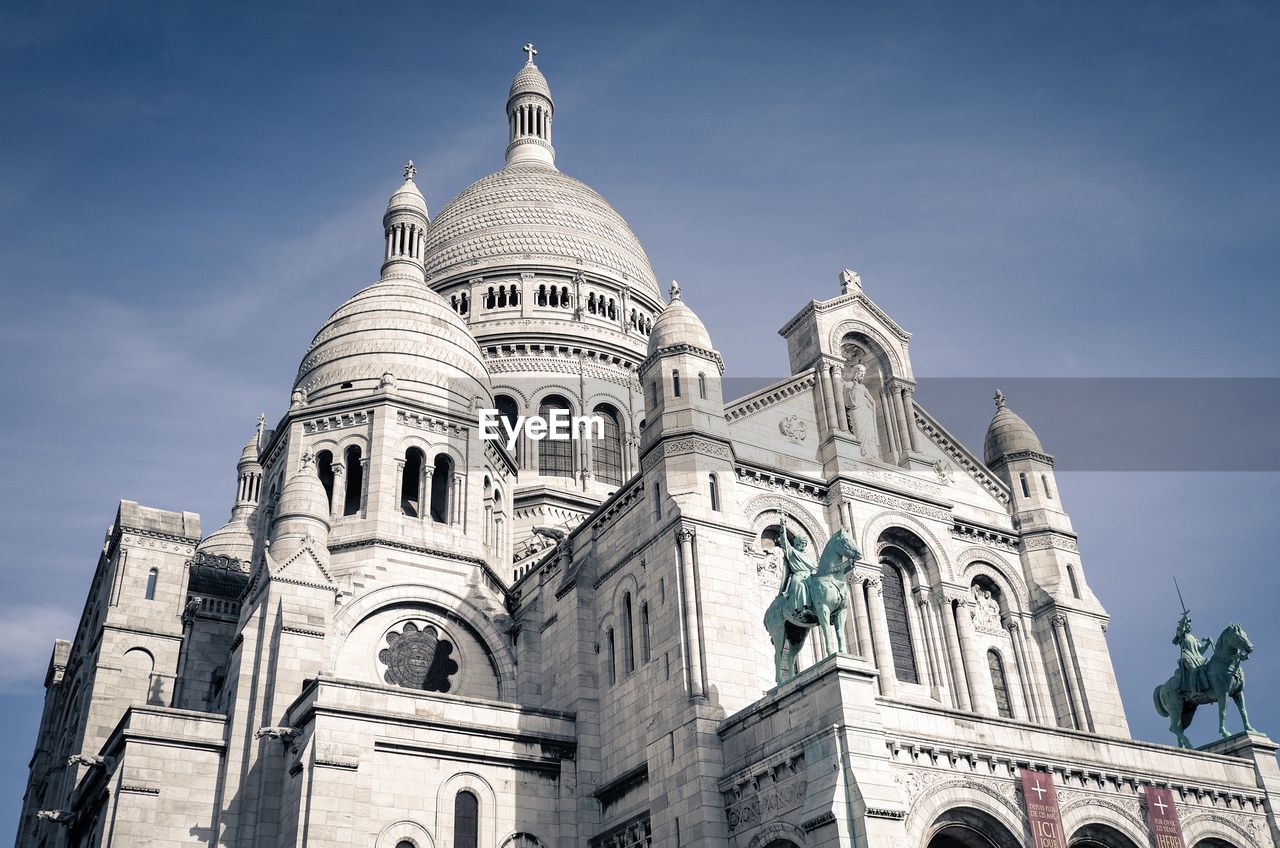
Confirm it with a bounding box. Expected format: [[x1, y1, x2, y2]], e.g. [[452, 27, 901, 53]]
[[850, 576, 876, 664], [831, 364, 847, 432], [1019, 613, 1054, 724], [901, 385, 921, 453], [1051, 614, 1090, 730], [331, 462, 346, 519], [915, 588, 948, 701], [938, 594, 972, 711], [393, 458, 406, 516], [450, 472, 465, 526], [814, 364, 833, 435], [676, 527, 705, 700], [890, 383, 912, 457], [955, 595, 998, 716], [1002, 621, 1032, 721], [1008, 619, 1039, 723], [864, 576, 899, 697], [901, 579, 931, 686], [881, 387, 902, 457]]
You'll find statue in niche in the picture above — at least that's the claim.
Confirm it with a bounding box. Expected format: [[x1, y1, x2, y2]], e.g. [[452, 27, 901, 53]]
[[843, 364, 881, 458], [971, 586, 1001, 630]]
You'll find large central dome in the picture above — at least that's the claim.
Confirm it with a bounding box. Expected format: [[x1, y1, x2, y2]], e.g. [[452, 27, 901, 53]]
[[422, 161, 660, 298]]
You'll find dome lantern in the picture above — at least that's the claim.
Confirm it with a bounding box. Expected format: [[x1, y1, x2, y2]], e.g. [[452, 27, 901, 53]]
[[506, 43, 556, 168], [382, 160, 429, 282]]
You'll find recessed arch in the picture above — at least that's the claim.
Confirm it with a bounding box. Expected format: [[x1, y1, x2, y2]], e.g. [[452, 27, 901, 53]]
[[859, 511, 952, 581], [925, 806, 1024, 848], [435, 773, 496, 848], [828, 319, 903, 375], [1069, 822, 1143, 847], [376, 820, 435, 848], [328, 584, 516, 698]]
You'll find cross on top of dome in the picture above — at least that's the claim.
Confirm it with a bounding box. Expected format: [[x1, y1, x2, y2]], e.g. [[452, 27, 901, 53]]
[[523, 42, 538, 64]]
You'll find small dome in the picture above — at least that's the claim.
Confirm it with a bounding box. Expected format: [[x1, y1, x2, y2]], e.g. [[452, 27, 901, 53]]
[[509, 62, 552, 102], [983, 391, 1045, 465], [238, 433, 261, 467], [387, 164, 428, 218], [648, 281, 713, 356], [276, 463, 330, 527], [197, 517, 254, 560], [294, 279, 491, 407]]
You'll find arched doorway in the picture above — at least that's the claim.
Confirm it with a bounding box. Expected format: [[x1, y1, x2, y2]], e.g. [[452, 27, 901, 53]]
[[1071, 822, 1142, 847], [1192, 840, 1239, 848], [926, 807, 1022, 848]]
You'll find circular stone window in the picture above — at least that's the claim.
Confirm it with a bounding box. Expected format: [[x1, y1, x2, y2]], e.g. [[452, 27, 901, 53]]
[[378, 621, 459, 693]]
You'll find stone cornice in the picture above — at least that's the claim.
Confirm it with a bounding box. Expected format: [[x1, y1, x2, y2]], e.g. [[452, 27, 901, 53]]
[[912, 405, 1011, 506], [724, 372, 816, 423]]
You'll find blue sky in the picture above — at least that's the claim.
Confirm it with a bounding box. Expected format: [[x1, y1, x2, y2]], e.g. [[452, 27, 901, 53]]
[[2, 1, 1278, 836]]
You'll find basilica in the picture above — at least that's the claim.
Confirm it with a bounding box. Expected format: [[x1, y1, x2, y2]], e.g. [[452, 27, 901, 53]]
[[16, 49, 1280, 848]]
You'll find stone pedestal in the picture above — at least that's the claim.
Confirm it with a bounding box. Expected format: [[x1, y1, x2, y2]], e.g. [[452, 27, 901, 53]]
[[1199, 732, 1280, 845], [717, 654, 908, 847]]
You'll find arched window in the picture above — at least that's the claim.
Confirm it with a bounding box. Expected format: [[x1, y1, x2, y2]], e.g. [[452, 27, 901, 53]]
[[988, 649, 1013, 718], [649, 381, 658, 409], [708, 474, 720, 511], [698, 372, 707, 399], [537, 284, 547, 306], [622, 592, 636, 675], [880, 559, 919, 684], [316, 450, 334, 511], [538, 395, 573, 478], [509, 284, 519, 306], [606, 627, 617, 685], [495, 395, 521, 463], [453, 790, 479, 848], [343, 445, 364, 516], [145, 568, 158, 601], [671, 370, 681, 397], [1041, 474, 1053, 499], [1066, 564, 1081, 599], [401, 448, 424, 517], [641, 602, 651, 663], [1019, 472, 1030, 499], [430, 454, 453, 523], [395, 842, 415, 848], [460, 291, 468, 314], [652, 482, 661, 521], [592, 404, 624, 486]]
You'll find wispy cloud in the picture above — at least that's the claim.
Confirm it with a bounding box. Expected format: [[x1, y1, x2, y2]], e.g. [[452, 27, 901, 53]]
[[0, 605, 77, 694]]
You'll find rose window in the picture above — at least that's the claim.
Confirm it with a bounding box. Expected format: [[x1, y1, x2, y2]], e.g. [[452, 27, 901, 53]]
[[379, 622, 459, 693]]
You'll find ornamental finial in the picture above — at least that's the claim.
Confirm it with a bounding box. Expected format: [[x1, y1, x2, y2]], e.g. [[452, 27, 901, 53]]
[[256, 413, 266, 445], [994, 388, 1006, 410], [403, 160, 416, 181], [669, 280, 682, 301], [523, 42, 538, 65]]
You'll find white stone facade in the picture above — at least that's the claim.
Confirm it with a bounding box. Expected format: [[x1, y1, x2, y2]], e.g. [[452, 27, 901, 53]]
[[16, 52, 1280, 848]]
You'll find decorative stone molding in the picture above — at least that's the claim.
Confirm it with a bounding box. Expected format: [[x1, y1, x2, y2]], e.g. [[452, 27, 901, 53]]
[[724, 372, 816, 423], [640, 435, 732, 471], [742, 495, 828, 552], [912, 409, 1011, 506], [303, 410, 373, 434], [736, 466, 826, 500], [1020, 533, 1079, 554], [840, 484, 950, 524], [395, 410, 466, 438], [778, 414, 808, 443], [952, 520, 1019, 551]]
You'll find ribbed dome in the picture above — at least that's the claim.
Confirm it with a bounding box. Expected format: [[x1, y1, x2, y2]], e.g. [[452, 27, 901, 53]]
[[649, 284, 713, 356], [509, 63, 552, 102], [984, 394, 1045, 465], [422, 162, 661, 298], [295, 279, 491, 407]]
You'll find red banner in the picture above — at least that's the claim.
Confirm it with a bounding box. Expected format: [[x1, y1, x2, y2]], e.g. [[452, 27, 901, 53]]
[[1019, 768, 1065, 848], [1144, 786, 1187, 848]]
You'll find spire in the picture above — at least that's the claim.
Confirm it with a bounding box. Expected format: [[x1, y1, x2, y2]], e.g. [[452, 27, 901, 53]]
[[506, 44, 556, 168], [382, 160, 429, 281]]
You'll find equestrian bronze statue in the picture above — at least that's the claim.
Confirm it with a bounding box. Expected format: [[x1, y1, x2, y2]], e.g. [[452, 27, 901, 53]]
[[1153, 589, 1259, 748], [763, 512, 862, 684]]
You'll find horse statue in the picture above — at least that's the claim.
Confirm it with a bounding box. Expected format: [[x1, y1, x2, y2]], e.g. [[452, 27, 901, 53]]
[[763, 523, 862, 685], [1153, 621, 1258, 748]]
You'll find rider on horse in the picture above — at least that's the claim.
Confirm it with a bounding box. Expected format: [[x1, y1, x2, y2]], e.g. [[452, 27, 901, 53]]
[[778, 513, 818, 625], [1174, 610, 1212, 697]]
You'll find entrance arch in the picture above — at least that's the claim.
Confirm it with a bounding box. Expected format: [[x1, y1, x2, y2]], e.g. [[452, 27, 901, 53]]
[[926, 807, 1023, 848], [1071, 822, 1142, 847]]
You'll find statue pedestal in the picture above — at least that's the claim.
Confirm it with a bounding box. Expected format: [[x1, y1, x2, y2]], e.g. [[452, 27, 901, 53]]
[[1200, 732, 1280, 846], [716, 654, 907, 847]]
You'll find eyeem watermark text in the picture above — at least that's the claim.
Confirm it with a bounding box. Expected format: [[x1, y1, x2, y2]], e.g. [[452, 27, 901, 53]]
[[478, 409, 605, 451]]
